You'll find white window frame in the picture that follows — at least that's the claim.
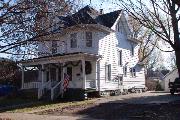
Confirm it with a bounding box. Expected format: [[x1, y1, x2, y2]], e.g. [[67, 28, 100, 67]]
[[52, 40, 57, 54], [131, 44, 134, 56], [130, 67, 136, 77], [123, 66, 127, 77], [70, 33, 77, 48], [105, 64, 111, 81], [86, 32, 92, 47], [118, 50, 122, 66]]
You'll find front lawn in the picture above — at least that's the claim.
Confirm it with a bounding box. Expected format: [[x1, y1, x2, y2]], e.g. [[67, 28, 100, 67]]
[[0, 96, 96, 113]]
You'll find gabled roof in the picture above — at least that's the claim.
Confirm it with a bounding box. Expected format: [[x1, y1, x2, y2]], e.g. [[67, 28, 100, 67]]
[[163, 68, 178, 79], [58, 5, 121, 29]]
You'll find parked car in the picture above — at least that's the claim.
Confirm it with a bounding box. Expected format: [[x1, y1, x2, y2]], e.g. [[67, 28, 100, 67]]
[[169, 78, 180, 95], [0, 84, 17, 97]]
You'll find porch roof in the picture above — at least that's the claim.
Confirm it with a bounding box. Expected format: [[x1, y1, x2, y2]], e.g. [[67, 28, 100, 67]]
[[20, 52, 101, 66]]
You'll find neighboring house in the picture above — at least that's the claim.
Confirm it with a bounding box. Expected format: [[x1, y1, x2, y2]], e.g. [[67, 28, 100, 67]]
[[146, 70, 164, 81], [20, 6, 145, 100], [162, 69, 178, 92]]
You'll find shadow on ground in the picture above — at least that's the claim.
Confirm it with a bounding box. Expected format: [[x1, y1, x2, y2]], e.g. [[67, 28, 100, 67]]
[[76, 93, 180, 120], [36, 92, 180, 120]]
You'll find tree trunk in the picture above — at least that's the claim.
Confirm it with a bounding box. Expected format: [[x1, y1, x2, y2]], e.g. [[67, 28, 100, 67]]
[[175, 50, 180, 78]]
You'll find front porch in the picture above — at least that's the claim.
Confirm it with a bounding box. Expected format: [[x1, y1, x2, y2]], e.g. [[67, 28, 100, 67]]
[[21, 53, 100, 100]]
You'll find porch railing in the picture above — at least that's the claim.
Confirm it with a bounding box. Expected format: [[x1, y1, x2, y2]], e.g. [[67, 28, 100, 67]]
[[38, 80, 51, 99], [86, 79, 96, 89], [51, 81, 62, 101], [22, 82, 41, 89]]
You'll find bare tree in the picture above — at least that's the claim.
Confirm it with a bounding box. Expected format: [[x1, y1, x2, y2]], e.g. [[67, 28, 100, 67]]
[[117, 0, 180, 77], [0, 0, 78, 59]]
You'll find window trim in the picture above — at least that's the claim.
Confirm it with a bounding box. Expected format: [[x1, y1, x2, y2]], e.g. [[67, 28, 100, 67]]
[[70, 33, 77, 48], [123, 66, 127, 77], [105, 64, 111, 81], [85, 32, 92, 47], [130, 67, 136, 77], [131, 44, 134, 56], [52, 40, 57, 54], [118, 50, 122, 66]]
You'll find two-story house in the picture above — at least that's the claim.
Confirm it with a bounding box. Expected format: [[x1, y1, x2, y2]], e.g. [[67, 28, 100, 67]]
[[20, 6, 145, 100]]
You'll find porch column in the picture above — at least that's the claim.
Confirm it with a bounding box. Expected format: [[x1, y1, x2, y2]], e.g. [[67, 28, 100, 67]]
[[82, 59, 86, 89], [61, 63, 65, 98], [97, 61, 100, 92], [95, 61, 97, 90], [21, 66, 25, 89], [49, 64, 51, 87], [41, 64, 45, 86]]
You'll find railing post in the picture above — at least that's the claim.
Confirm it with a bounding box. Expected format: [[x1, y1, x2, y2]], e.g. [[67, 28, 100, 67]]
[[61, 63, 65, 98], [41, 64, 45, 86], [82, 59, 86, 89], [21, 66, 25, 89], [49, 64, 51, 88], [56, 67, 59, 82], [51, 89, 54, 101]]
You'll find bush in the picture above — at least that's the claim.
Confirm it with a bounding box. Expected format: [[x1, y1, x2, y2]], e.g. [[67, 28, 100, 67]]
[[155, 82, 163, 91]]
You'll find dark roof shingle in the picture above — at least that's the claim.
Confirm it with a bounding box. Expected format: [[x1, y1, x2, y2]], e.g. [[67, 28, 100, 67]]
[[58, 5, 121, 29]]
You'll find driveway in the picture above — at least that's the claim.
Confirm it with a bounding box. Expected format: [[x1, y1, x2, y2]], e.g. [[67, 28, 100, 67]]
[[0, 91, 180, 120]]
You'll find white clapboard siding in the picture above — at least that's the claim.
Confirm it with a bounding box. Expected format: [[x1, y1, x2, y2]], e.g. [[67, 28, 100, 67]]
[[37, 12, 145, 91]]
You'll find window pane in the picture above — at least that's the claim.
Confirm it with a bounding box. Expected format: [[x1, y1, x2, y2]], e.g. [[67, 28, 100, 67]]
[[86, 32, 92, 47], [70, 33, 77, 48], [108, 64, 111, 80], [131, 45, 134, 56], [119, 50, 122, 66], [105, 64, 111, 81], [52, 41, 57, 54], [124, 66, 127, 77]]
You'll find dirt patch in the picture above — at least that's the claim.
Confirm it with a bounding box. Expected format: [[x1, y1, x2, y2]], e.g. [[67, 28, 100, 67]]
[[36, 100, 180, 120]]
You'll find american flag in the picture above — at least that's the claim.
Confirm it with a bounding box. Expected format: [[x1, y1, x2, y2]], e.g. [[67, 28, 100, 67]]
[[63, 73, 70, 92]]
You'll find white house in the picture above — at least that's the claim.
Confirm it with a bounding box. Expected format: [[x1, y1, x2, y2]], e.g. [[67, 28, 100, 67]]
[[162, 69, 178, 92], [20, 6, 146, 100]]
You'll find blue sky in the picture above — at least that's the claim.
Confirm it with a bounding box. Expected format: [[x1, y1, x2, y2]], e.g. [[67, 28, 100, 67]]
[[81, 0, 120, 13]]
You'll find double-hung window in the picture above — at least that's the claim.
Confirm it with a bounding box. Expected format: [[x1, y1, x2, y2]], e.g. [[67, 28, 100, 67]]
[[105, 64, 111, 81], [131, 44, 134, 56], [70, 33, 77, 48], [123, 66, 127, 77], [52, 41, 57, 54], [118, 50, 122, 66], [86, 32, 92, 47], [130, 67, 136, 77]]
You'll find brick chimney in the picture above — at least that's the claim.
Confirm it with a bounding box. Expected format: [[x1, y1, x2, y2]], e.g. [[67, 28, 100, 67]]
[[100, 9, 103, 14]]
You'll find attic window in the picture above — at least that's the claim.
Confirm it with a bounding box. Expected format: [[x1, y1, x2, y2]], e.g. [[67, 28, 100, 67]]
[[86, 32, 92, 47], [70, 33, 77, 48]]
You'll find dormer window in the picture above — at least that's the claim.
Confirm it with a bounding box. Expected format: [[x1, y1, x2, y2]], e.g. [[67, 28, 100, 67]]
[[52, 41, 57, 54], [86, 32, 92, 47], [70, 33, 77, 48]]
